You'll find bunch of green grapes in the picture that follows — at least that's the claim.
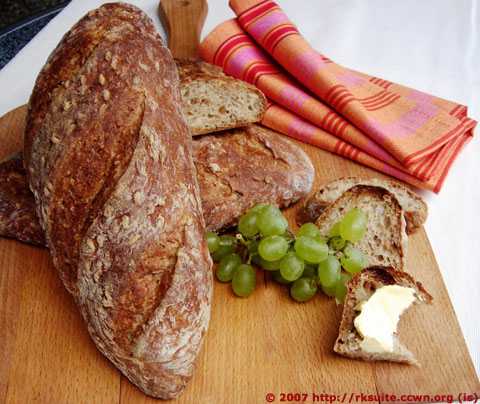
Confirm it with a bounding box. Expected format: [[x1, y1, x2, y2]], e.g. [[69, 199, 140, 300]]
[[206, 203, 368, 303]]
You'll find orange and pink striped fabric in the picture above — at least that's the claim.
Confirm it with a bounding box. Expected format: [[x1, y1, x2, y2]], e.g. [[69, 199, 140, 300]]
[[199, 0, 476, 193]]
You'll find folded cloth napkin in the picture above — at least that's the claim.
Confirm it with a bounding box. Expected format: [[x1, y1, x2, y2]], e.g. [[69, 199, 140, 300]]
[[199, 0, 477, 193]]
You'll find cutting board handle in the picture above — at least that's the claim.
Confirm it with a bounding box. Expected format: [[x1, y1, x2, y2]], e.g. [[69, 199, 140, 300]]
[[158, 0, 208, 59]]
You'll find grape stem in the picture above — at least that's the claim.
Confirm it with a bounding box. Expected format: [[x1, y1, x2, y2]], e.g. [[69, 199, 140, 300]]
[[236, 233, 249, 246], [286, 228, 296, 238], [247, 253, 255, 265], [341, 240, 351, 252]]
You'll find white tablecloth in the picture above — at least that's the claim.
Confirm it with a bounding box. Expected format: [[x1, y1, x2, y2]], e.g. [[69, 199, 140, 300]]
[[0, 0, 478, 381]]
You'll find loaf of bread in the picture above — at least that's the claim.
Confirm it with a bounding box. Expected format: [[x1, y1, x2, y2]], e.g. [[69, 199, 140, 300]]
[[297, 176, 428, 234], [334, 266, 432, 365], [176, 58, 267, 135], [23, 3, 212, 399], [194, 125, 314, 232], [314, 185, 408, 271]]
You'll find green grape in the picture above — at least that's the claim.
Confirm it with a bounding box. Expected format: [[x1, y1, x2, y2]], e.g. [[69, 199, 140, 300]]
[[286, 242, 296, 253], [317, 256, 341, 287], [273, 270, 292, 285], [297, 222, 322, 238], [232, 264, 256, 297], [249, 203, 268, 214], [328, 221, 346, 249], [302, 264, 317, 279], [290, 277, 318, 302], [251, 253, 262, 267], [329, 236, 346, 251], [259, 256, 282, 271], [216, 253, 242, 282], [329, 222, 342, 238], [340, 247, 367, 274], [335, 273, 352, 303], [206, 231, 220, 253], [321, 272, 352, 301], [339, 209, 367, 242], [257, 205, 288, 236], [279, 252, 305, 281], [258, 235, 288, 261], [249, 240, 260, 253], [210, 234, 236, 261], [238, 211, 260, 238], [281, 231, 295, 242], [294, 236, 328, 263], [321, 283, 337, 298]]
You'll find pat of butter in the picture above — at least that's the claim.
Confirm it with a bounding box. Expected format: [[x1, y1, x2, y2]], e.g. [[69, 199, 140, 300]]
[[354, 285, 415, 353]]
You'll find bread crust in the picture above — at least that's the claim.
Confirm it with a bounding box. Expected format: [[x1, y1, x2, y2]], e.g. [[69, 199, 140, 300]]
[[23, 3, 212, 399], [297, 176, 428, 234], [334, 266, 432, 365], [0, 151, 45, 245], [193, 125, 314, 232], [176, 57, 225, 79]]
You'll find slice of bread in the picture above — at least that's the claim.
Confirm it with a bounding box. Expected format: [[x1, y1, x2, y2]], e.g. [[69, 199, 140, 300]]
[[297, 176, 428, 234], [175, 58, 267, 135], [334, 266, 433, 366], [314, 185, 408, 271]]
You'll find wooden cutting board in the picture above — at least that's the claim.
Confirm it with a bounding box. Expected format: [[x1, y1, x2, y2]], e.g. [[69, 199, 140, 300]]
[[1, 1, 479, 403]]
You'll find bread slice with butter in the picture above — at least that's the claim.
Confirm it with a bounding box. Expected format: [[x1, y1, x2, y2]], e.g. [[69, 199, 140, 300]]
[[297, 176, 428, 234], [334, 266, 432, 366], [314, 185, 408, 271]]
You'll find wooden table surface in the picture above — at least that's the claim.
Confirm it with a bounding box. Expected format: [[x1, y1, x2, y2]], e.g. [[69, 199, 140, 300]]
[[0, 0, 479, 402], [0, 105, 479, 404]]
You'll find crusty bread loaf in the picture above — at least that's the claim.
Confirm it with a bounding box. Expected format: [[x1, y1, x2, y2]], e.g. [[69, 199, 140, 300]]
[[175, 58, 267, 135], [297, 176, 428, 234], [334, 266, 432, 365], [1, 124, 313, 243], [194, 125, 314, 232], [23, 3, 212, 399], [0, 151, 45, 245], [315, 185, 408, 271]]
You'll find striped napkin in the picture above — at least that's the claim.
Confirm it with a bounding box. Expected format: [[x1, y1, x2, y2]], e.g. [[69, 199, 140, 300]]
[[199, 0, 476, 193]]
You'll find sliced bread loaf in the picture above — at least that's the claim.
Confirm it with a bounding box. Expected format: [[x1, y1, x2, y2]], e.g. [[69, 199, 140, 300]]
[[314, 185, 408, 271], [297, 176, 428, 234], [334, 266, 432, 365], [193, 124, 314, 232], [175, 58, 267, 135], [0, 125, 313, 243]]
